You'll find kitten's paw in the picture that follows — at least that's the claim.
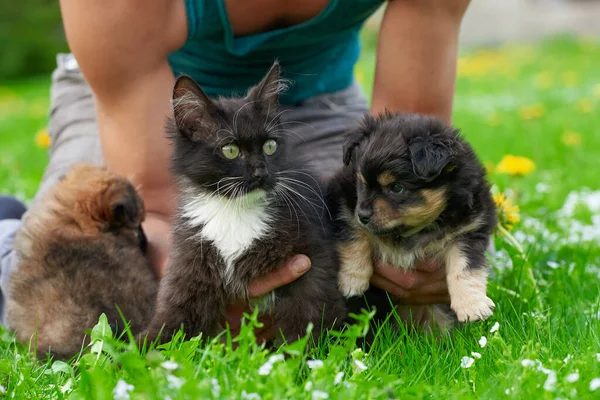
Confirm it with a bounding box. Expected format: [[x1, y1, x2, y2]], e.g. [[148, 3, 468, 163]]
[[338, 274, 370, 297], [452, 295, 495, 322]]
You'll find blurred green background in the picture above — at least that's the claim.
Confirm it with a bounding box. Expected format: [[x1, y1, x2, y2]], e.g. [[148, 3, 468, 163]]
[[0, 1, 68, 81]]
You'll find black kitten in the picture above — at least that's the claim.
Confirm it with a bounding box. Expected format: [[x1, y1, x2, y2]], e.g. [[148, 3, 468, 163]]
[[145, 62, 346, 344], [326, 112, 497, 328]]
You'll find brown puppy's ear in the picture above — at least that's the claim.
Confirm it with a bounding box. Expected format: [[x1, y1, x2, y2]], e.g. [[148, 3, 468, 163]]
[[408, 135, 456, 182], [246, 61, 286, 111], [172, 75, 218, 140]]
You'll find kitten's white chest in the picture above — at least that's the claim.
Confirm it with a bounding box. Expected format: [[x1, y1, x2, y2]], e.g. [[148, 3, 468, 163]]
[[182, 190, 273, 285]]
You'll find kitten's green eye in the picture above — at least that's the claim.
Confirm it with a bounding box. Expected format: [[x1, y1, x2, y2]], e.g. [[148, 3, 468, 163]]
[[263, 139, 277, 156], [389, 183, 404, 194], [222, 144, 240, 159]]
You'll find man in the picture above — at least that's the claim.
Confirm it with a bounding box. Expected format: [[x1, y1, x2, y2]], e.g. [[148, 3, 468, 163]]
[[1, 0, 469, 336]]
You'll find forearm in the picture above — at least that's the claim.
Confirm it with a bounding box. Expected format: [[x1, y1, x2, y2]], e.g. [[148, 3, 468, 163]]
[[58, 0, 186, 217], [371, 0, 471, 122], [95, 65, 176, 216]]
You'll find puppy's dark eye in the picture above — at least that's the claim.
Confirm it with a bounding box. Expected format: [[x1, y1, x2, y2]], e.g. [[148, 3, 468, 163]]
[[389, 183, 404, 194]]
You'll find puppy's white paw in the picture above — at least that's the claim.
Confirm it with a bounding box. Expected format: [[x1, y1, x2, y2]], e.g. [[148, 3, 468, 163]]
[[338, 274, 370, 298], [452, 295, 495, 322]]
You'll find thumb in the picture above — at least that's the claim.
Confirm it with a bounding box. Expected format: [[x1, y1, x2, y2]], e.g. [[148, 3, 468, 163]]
[[248, 255, 311, 298]]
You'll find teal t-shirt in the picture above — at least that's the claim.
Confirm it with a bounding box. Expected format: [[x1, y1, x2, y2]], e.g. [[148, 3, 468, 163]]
[[168, 0, 384, 105]]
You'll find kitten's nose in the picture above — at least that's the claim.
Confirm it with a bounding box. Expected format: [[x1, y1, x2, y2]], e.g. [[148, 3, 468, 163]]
[[356, 208, 372, 225], [253, 165, 268, 182]]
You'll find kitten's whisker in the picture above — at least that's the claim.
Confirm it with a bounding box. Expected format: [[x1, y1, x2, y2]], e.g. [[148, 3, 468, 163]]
[[274, 186, 301, 237], [265, 109, 292, 132], [275, 174, 332, 219], [272, 128, 306, 143], [233, 100, 261, 134], [277, 182, 325, 231], [276, 170, 325, 197]]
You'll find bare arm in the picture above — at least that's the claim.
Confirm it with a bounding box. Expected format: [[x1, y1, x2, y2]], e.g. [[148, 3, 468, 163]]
[[371, 0, 471, 122], [58, 0, 186, 273], [370, 0, 471, 302]]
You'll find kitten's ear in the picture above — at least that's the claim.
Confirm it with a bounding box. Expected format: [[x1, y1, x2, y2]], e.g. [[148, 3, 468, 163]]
[[408, 134, 457, 182], [172, 75, 217, 139], [342, 117, 374, 166], [246, 61, 285, 110]]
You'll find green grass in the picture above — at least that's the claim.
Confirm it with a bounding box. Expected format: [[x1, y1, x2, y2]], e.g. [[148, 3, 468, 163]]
[[1, 34, 600, 399]]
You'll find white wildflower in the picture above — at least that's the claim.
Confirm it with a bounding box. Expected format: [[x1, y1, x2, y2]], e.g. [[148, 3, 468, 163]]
[[353, 360, 368, 372], [596, 353, 600, 362], [161, 361, 179, 371], [521, 359, 536, 367], [461, 356, 475, 369], [563, 354, 573, 364], [258, 361, 274, 376], [113, 380, 134, 400], [211, 378, 221, 397], [471, 352, 482, 359], [258, 354, 285, 376], [590, 378, 600, 391], [167, 375, 184, 389], [334, 372, 345, 385], [305, 381, 313, 391], [312, 390, 329, 400], [546, 261, 560, 269], [544, 371, 557, 391], [0, 385, 5, 394], [490, 322, 500, 333], [566, 373, 580, 383], [268, 354, 285, 363], [504, 387, 514, 395], [307, 360, 324, 370], [536, 183, 549, 193], [241, 390, 262, 400], [479, 336, 487, 348]]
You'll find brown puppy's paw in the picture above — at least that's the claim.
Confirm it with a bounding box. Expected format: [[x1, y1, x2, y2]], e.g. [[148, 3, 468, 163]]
[[451, 294, 495, 322]]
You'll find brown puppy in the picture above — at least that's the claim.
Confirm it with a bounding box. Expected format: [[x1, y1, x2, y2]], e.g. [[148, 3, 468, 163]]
[[327, 112, 497, 329], [5, 164, 158, 359]]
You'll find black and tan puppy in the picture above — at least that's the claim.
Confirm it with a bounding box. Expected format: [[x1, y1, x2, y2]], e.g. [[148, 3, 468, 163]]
[[327, 112, 497, 325], [5, 164, 158, 359]]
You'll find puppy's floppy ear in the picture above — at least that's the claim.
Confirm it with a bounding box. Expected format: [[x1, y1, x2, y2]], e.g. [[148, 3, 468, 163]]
[[246, 61, 287, 111], [343, 116, 375, 166], [409, 135, 456, 182], [172, 75, 218, 140], [342, 128, 366, 166]]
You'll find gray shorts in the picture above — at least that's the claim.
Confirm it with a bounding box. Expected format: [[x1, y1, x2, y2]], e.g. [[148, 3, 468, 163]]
[[0, 53, 369, 322]]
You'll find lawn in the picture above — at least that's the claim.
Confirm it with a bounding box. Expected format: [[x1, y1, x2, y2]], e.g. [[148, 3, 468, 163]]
[[1, 33, 600, 399]]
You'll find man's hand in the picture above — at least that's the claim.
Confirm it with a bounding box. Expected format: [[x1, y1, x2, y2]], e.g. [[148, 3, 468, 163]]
[[370, 259, 450, 305], [225, 255, 312, 342]]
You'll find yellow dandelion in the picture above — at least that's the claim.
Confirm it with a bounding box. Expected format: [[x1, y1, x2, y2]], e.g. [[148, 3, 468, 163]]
[[457, 50, 511, 78], [487, 111, 502, 127], [493, 192, 521, 232], [576, 98, 593, 113], [593, 83, 600, 99], [561, 131, 582, 146], [496, 155, 536, 176], [355, 69, 366, 86], [35, 129, 51, 149], [534, 71, 553, 89], [518, 104, 546, 120], [484, 161, 495, 174], [562, 71, 578, 87]]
